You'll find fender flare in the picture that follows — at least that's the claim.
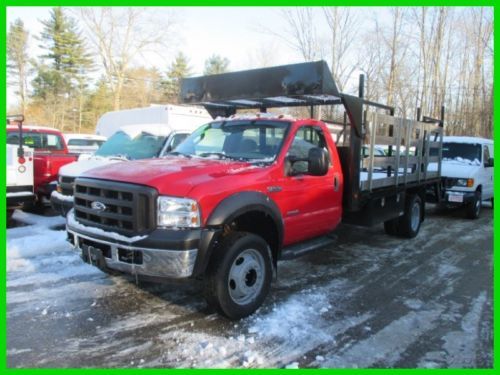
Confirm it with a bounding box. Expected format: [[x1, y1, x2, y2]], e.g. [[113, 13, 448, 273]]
[[207, 191, 284, 247]]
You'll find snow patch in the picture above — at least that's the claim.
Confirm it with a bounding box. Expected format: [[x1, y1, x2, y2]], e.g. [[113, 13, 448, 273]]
[[67, 210, 146, 243]]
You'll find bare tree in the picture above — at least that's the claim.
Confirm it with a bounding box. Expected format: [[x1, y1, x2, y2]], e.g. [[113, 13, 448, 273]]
[[322, 7, 359, 91], [80, 7, 176, 110], [271, 8, 320, 62]]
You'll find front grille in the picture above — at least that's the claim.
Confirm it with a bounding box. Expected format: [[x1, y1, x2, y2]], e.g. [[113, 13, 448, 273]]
[[60, 176, 75, 196], [73, 178, 157, 236]]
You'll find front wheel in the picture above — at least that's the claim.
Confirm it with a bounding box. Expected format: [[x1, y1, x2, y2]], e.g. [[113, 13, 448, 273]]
[[466, 190, 481, 219], [204, 232, 272, 320]]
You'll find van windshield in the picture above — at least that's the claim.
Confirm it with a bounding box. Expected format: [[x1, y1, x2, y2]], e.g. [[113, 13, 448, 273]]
[[95, 131, 166, 159], [174, 120, 289, 162], [442, 142, 482, 164]]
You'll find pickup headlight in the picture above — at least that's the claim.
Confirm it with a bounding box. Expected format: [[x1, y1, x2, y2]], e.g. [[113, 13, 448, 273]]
[[157, 196, 201, 228], [456, 178, 474, 187]]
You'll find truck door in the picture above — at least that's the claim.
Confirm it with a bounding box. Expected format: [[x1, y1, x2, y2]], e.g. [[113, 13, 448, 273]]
[[277, 125, 342, 244]]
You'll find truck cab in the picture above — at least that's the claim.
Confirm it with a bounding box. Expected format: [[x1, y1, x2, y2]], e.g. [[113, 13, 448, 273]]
[[440, 136, 494, 218]]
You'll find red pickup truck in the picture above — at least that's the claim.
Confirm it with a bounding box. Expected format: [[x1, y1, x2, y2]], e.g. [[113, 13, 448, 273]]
[[7, 125, 77, 207], [66, 61, 444, 319]]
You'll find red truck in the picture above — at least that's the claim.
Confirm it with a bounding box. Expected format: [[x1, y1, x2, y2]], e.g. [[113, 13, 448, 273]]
[[6, 124, 77, 208], [66, 61, 444, 319]]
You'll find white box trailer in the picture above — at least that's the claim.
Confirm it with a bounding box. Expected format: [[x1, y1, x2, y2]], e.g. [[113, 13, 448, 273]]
[[95, 104, 211, 138]]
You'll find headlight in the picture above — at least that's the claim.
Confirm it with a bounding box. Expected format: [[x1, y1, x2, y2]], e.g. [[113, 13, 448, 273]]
[[456, 178, 474, 187], [157, 196, 201, 228]]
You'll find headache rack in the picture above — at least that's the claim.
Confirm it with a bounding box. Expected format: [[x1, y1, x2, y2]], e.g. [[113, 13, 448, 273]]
[[180, 61, 444, 213]]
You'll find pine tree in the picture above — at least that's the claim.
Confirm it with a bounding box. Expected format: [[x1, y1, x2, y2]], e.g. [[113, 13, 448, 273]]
[[34, 7, 92, 98], [203, 55, 230, 75], [7, 19, 30, 114], [163, 52, 192, 103]]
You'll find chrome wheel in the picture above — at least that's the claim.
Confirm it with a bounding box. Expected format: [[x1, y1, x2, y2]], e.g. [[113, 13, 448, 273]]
[[228, 248, 265, 305]]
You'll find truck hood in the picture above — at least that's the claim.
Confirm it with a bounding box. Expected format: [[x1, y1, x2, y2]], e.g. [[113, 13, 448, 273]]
[[440, 160, 479, 179], [59, 158, 124, 178], [80, 156, 267, 196]]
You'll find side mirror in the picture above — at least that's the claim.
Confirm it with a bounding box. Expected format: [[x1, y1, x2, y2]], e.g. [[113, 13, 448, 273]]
[[166, 144, 173, 153], [308, 147, 329, 176], [485, 157, 494, 168]]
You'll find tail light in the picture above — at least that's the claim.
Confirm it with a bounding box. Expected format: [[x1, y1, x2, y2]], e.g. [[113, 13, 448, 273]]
[[18, 156, 26, 164]]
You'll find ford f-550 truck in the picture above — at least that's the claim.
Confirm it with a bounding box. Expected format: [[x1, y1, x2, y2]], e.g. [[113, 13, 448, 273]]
[[66, 61, 444, 319]]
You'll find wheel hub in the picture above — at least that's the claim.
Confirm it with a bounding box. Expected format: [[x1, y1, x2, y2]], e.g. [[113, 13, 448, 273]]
[[228, 248, 265, 305]]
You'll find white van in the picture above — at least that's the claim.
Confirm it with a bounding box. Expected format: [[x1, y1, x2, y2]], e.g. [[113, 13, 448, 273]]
[[440, 136, 494, 219], [63, 133, 107, 155], [51, 105, 212, 215]]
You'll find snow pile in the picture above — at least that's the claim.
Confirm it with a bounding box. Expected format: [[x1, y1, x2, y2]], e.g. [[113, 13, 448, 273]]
[[249, 289, 332, 344], [443, 157, 481, 166]]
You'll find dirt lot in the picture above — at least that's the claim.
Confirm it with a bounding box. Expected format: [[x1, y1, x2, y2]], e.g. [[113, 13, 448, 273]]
[[6, 204, 493, 368]]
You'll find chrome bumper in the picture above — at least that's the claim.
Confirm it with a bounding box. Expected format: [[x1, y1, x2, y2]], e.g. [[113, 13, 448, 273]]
[[68, 229, 198, 279]]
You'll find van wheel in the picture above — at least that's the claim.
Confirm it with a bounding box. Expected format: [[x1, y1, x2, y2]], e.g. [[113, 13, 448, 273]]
[[204, 232, 272, 320], [398, 194, 423, 238], [466, 190, 481, 219], [384, 218, 399, 236]]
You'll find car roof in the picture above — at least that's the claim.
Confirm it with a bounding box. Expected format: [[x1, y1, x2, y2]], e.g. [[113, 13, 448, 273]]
[[7, 124, 62, 133]]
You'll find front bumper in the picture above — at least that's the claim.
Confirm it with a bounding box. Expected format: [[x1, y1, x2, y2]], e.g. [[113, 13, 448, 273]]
[[445, 190, 476, 205], [7, 190, 35, 208], [66, 210, 220, 279], [50, 191, 74, 216]]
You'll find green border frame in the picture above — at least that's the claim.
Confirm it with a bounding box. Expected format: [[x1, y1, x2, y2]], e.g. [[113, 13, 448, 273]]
[[1, 0, 496, 372]]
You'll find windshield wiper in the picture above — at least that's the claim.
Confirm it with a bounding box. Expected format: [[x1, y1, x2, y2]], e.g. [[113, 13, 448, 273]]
[[107, 154, 130, 161], [168, 151, 192, 158], [198, 152, 231, 159]]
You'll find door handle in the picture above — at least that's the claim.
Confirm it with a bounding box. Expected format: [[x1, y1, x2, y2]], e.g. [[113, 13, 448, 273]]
[[334, 174, 340, 192]]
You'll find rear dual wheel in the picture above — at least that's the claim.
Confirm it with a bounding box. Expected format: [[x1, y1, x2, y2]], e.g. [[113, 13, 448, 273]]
[[384, 194, 423, 238]]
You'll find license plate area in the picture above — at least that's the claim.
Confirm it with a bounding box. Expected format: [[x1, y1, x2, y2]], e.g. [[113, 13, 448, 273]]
[[448, 194, 464, 203]]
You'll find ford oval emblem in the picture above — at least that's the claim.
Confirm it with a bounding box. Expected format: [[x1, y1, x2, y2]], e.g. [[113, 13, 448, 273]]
[[91, 201, 107, 212]]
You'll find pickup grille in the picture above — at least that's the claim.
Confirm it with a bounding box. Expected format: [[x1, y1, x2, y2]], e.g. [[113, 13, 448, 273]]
[[73, 178, 157, 236], [60, 176, 75, 195]]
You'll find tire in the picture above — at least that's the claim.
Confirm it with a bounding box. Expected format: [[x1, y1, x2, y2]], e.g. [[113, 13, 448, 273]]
[[7, 209, 14, 220], [398, 194, 423, 238], [383, 218, 399, 236], [466, 190, 481, 219], [204, 232, 272, 320]]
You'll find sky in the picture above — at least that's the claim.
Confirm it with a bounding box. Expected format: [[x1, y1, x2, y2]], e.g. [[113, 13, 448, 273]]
[[6, 6, 392, 107]]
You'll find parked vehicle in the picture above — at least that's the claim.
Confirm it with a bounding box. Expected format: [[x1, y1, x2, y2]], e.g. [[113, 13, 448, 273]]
[[6, 123, 77, 208], [66, 61, 444, 319], [51, 105, 211, 216], [63, 133, 107, 155], [6, 115, 35, 217], [95, 104, 211, 138], [438, 136, 493, 219]]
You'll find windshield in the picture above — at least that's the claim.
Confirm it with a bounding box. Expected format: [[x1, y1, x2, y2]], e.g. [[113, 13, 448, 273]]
[[442, 142, 481, 163], [7, 131, 65, 151], [174, 120, 289, 162], [95, 131, 166, 159]]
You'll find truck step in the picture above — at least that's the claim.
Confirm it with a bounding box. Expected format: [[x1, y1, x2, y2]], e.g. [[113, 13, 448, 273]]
[[280, 234, 337, 260]]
